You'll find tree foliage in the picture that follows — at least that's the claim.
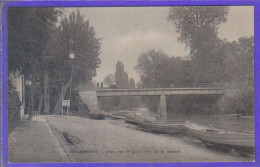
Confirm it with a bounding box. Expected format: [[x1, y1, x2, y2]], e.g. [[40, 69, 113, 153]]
[[104, 74, 115, 88], [218, 36, 254, 115], [8, 8, 62, 119], [168, 6, 229, 82], [115, 61, 130, 88], [49, 10, 101, 91], [8, 8, 61, 77], [47, 10, 102, 113], [8, 9, 102, 115], [168, 6, 229, 54], [135, 49, 190, 87], [61, 10, 101, 84], [8, 79, 22, 131]]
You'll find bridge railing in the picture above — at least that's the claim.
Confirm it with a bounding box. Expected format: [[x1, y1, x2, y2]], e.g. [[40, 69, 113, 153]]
[[96, 87, 224, 93], [98, 83, 223, 90], [189, 83, 223, 88], [137, 83, 223, 89]]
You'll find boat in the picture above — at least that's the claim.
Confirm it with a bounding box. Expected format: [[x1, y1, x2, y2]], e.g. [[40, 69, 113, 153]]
[[124, 114, 149, 125], [137, 121, 185, 134], [184, 123, 255, 153], [124, 115, 185, 135]]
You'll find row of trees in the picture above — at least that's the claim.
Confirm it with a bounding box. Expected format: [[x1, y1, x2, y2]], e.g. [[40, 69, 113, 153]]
[[135, 7, 254, 115], [8, 8, 101, 119]]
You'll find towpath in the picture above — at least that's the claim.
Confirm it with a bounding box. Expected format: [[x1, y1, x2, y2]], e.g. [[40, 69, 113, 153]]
[[45, 115, 253, 162]]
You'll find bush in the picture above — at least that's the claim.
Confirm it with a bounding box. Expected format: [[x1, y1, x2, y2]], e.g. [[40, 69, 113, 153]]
[[8, 80, 21, 132], [70, 92, 89, 116], [216, 89, 254, 116]]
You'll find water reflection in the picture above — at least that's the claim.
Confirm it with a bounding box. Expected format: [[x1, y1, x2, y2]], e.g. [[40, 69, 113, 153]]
[[176, 114, 253, 132]]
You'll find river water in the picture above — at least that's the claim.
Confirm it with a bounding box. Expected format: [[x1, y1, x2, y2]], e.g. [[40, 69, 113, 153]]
[[116, 107, 254, 133]]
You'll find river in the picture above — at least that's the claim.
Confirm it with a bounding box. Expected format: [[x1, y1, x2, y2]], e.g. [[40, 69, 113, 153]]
[[111, 107, 254, 133]]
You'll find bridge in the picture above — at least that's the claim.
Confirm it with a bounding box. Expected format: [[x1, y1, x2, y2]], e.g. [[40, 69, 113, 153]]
[[96, 88, 224, 97], [95, 87, 224, 116]]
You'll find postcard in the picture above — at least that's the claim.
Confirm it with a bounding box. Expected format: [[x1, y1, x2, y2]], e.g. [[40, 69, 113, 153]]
[[1, 1, 258, 166]]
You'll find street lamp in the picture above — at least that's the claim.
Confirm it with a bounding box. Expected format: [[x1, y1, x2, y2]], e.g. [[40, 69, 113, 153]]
[[68, 49, 75, 115]]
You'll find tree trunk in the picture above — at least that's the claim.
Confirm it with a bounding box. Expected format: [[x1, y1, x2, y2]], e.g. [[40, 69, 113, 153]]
[[44, 72, 50, 115], [37, 93, 43, 115], [54, 80, 71, 114], [29, 68, 36, 120], [27, 95, 31, 115]]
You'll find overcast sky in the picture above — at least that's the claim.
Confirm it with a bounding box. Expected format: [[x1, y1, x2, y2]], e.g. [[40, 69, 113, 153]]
[[67, 6, 254, 84]]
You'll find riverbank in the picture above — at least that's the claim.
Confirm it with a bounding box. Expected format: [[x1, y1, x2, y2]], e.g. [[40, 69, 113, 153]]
[[39, 115, 256, 162], [8, 115, 254, 162]]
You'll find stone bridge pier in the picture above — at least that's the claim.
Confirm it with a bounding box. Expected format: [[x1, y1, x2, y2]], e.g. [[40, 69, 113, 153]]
[[157, 95, 167, 116]]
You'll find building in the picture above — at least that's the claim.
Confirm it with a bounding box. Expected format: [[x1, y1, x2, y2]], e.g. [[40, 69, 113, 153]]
[[9, 73, 25, 120]]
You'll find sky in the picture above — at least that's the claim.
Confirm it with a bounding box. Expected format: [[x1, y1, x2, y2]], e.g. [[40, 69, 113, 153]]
[[67, 6, 254, 84]]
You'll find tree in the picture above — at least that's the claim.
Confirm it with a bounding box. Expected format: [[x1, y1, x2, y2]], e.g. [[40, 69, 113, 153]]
[[8, 8, 61, 120], [168, 6, 229, 55], [104, 74, 115, 88], [8, 8, 61, 76], [222, 36, 254, 85], [168, 6, 229, 83], [135, 49, 193, 112], [49, 10, 102, 113], [135, 49, 187, 88], [218, 36, 254, 115], [8, 9, 102, 117], [135, 49, 169, 87], [115, 61, 129, 88]]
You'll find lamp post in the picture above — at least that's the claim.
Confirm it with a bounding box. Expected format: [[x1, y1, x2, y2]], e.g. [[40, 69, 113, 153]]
[[68, 49, 75, 115]]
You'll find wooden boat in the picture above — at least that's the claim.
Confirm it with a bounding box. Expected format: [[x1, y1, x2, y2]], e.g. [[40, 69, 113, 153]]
[[184, 124, 255, 153], [124, 115, 185, 135], [124, 115, 149, 125], [138, 121, 185, 134]]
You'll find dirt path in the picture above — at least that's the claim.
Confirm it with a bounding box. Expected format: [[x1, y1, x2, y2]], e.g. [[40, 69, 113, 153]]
[[45, 115, 254, 162]]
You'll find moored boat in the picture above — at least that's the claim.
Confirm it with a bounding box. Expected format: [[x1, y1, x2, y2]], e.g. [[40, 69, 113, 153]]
[[184, 123, 255, 153], [124, 115, 185, 135], [137, 121, 185, 134]]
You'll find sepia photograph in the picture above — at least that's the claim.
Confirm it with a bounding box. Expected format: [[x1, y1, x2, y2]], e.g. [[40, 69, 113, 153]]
[[6, 5, 255, 163]]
